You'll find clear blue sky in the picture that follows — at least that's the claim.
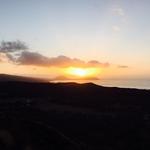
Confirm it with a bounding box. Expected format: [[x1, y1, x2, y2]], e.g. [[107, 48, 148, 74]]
[[0, 0, 150, 78]]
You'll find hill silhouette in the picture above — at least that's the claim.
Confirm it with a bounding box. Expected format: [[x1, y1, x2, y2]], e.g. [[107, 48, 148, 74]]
[[53, 75, 100, 81], [0, 74, 49, 82], [1, 74, 150, 149], [0, 77, 150, 112]]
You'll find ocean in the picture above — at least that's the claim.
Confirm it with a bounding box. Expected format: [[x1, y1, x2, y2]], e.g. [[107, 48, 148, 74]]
[[52, 79, 150, 90], [94, 79, 150, 89]]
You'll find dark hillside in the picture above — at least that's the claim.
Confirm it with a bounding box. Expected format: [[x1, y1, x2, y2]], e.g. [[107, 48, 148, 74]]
[[0, 75, 150, 149]]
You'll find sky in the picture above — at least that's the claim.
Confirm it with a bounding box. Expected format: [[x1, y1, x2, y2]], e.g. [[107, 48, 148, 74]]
[[0, 0, 150, 79]]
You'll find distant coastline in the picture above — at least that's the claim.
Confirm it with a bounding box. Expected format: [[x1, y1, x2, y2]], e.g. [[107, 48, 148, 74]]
[[51, 79, 150, 90], [0, 74, 150, 90]]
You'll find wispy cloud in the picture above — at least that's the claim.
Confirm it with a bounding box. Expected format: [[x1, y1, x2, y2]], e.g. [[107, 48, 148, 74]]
[[118, 65, 129, 68], [112, 25, 121, 32], [112, 5, 128, 32], [112, 7, 125, 16], [0, 53, 9, 62]]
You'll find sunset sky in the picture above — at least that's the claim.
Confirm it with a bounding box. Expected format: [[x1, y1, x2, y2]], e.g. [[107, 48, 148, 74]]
[[0, 0, 150, 79]]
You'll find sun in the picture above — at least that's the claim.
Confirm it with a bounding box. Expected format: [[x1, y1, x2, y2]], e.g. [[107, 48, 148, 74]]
[[68, 68, 87, 77], [65, 67, 99, 78]]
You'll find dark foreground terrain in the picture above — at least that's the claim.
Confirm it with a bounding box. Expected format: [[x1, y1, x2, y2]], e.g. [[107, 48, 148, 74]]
[[0, 76, 150, 149]]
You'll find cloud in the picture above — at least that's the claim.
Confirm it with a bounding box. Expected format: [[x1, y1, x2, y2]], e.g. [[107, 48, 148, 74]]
[[15, 51, 109, 68], [0, 40, 28, 53], [0, 40, 28, 63], [0, 54, 3, 62], [0, 40, 110, 68], [112, 7, 125, 16], [111, 5, 128, 32], [87, 60, 109, 67], [5, 53, 16, 62], [0, 53, 10, 62], [118, 65, 129, 68], [112, 25, 121, 32], [16, 51, 51, 66]]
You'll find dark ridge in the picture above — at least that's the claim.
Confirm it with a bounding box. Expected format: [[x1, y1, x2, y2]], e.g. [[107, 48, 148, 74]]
[[0, 74, 49, 83], [0, 79, 150, 112], [53, 75, 100, 81], [1, 75, 150, 149]]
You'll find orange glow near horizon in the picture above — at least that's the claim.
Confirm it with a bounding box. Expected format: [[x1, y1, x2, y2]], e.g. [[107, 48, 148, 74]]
[[64, 67, 100, 78]]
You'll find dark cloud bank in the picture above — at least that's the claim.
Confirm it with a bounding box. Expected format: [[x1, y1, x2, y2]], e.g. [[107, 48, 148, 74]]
[[17, 51, 110, 68], [0, 40, 128, 69], [0, 40, 110, 68]]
